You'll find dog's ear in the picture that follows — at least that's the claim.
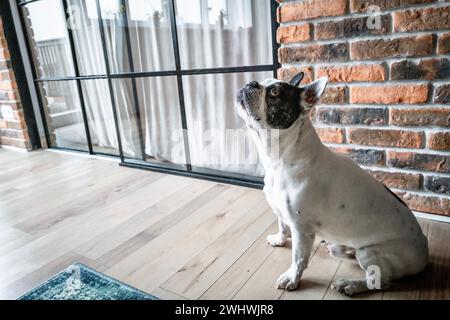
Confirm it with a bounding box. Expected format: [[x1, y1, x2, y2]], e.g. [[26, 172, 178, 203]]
[[289, 72, 304, 87], [300, 77, 328, 112]]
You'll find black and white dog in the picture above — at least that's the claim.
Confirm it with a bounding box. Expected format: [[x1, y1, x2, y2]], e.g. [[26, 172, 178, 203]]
[[235, 73, 428, 295]]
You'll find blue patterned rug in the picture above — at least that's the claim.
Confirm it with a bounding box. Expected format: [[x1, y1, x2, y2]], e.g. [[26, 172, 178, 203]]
[[18, 263, 158, 300]]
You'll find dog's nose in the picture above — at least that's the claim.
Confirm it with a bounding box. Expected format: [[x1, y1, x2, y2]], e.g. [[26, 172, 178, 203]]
[[247, 81, 261, 89]]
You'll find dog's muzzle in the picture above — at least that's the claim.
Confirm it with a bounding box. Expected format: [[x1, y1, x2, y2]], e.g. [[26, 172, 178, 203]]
[[236, 81, 262, 106]]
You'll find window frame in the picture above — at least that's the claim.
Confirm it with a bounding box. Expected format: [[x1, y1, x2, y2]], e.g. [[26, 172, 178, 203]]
[[15, 0, 280, 189]]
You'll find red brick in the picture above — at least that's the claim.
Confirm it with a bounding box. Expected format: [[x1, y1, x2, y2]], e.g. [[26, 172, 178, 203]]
[[330, 147, 385, 165], [316, 107, 388, 125], [320, 87, 347, 104], [317, 64, 386, 83], [348, 128, 425, 148], [396, 192, 450, 216], [0, 70, 14, 81], [277, 24, 310, 44], [427, 132, 450, 151], [315, 127, 345, 143], [5, 120, 25, 130], [279, 43, 348, 64], [394, 7, 450, 32], [390, 108, 450, 127], [278, 0, 347, 23], [434, 84, 450, 104], [387, 151, 450, 173], [350, 35, 433, 60], [0, 48, 10, 60], [425, 176, 450, 195], [0, 60, 12, 71], [315, 15, 390, 40], [0, 37, 6, 49], [391, 59, 450, 80], [0, 128, 27, 140], [0, 136, 29, 149], [368, 170, 422, 190], [438, 32, 450, 54], [0, 80, 16, 90], [1, 102, 21, 112], [350, 0, 434, 13], [350, 85, 429, 104], [0, 119, 6, 129], [277, 66, 313, 84], [0, 90, 20, 102]]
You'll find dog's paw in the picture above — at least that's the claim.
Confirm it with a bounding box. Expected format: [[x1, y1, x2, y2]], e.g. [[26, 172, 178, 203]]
[[276, 269, 300, 291], [331, 279, 368, 296], [267, 234, 287, 247]]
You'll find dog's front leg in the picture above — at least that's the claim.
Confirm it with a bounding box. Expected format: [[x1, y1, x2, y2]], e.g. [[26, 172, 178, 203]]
[[277, 227, 315, 290], [267, 217, 290, 247]]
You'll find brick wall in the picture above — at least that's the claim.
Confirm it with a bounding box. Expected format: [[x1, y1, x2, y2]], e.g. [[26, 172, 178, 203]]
[[0, 17, 30, 150], [276, 0, 450, 216]]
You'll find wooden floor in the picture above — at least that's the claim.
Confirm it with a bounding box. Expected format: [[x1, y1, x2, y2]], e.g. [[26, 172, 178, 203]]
[[0, 148, 449, 300]]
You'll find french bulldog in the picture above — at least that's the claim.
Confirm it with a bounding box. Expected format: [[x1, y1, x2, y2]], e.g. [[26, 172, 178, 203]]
[[235, 73, 428, 296]]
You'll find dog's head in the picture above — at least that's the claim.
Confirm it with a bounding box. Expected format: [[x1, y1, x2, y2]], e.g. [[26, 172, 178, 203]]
[[235, 73, 328, 130]]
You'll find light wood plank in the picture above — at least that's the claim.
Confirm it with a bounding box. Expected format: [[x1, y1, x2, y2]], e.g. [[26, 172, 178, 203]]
[[0, 225, 33, 256], [281, 245, 341, 300], [105, 187, 264, 294], [233, 236, 322, 300], [94, 184, 231, 268], [74, 181, 223, 262], [200, 223, 278, 300], [0, 152, 82, 189], [0, 174, 195, 290], [418, 220, 450, 300], [232, 242, 291, 300], [161, 203, 275, 299], [0, 158, 115, 205], [0, 150, 449, 300], [2, 163, 148, 227], [152, 287, 187, 300]]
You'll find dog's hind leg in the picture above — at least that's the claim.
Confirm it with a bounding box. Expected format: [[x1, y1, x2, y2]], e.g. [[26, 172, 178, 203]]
[[267, 217, 290, 247], [332, 245, 393, 296], [331, 261, 391, 296]]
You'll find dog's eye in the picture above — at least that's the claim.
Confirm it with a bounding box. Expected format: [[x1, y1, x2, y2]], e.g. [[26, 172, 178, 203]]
[[269, 87, 280, 97]]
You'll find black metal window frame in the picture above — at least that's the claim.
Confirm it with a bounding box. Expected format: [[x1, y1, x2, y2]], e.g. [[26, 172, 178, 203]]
[[15, 0, 280, 189]]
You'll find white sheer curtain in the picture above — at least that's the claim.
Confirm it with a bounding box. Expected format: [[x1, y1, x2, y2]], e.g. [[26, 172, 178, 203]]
[[28, 0, 272, 177], [177, 0, 271, 176], [65, 0, 115, 154]]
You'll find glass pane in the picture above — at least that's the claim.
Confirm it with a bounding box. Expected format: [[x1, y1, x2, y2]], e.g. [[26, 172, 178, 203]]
[[127, 0, 176, 72], [80, 79, 119, 155], [176, 0, 272, 69], [97, 0, 175, 74], [23, 0, 75, 78], [98, 0, 131, 74], [183, 71, 273, 177], [112, 77, 185, 164], [111, 78, 141, 158], [38, 81, 88, 151], [66, 0, 107, 75]]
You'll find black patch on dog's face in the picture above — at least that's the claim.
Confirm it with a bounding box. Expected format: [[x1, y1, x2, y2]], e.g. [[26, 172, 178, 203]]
[[265, 82, 302, 129]]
